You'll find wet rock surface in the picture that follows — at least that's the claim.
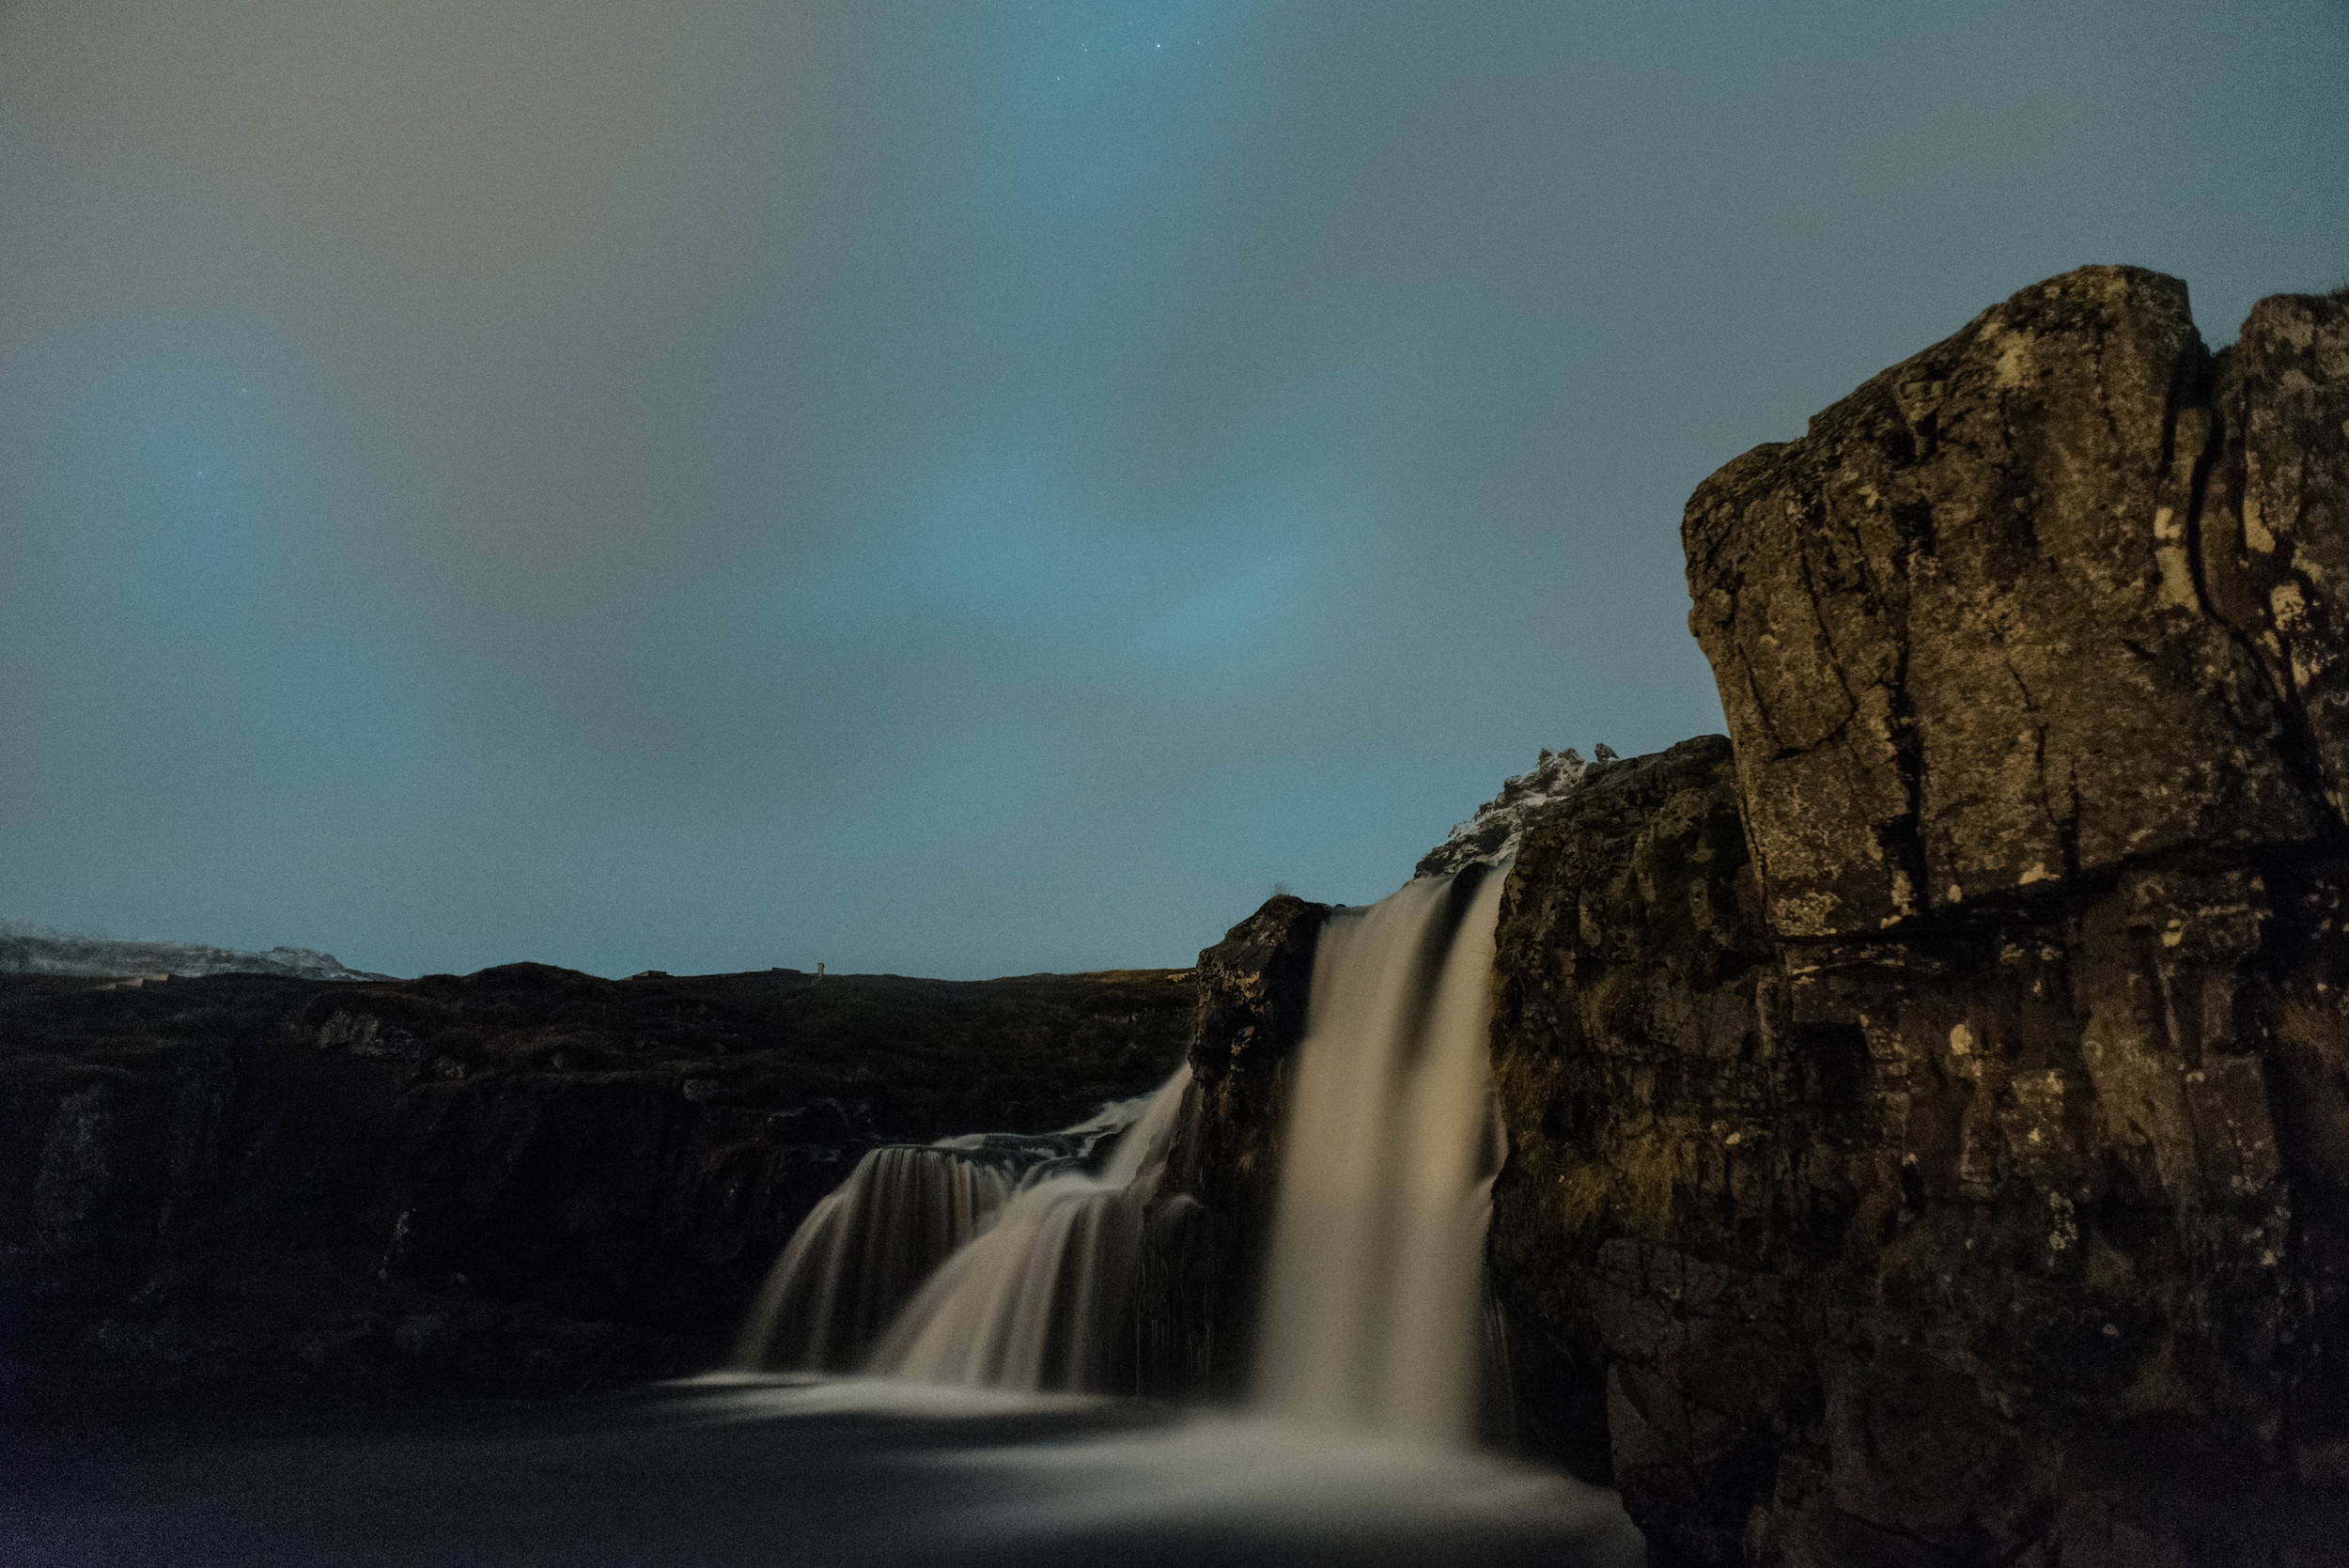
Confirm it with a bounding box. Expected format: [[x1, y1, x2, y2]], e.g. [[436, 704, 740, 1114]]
[[1482, 271, 2349, 1564], [0, 962, 1191, 1409]]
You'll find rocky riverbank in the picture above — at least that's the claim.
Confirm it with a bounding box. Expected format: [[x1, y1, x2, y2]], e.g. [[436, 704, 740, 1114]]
[[0, 962, 1192, 1408]]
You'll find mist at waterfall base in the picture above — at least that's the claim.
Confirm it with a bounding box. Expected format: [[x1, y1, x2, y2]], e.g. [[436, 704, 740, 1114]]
[[6, 872, 1641, 1566]]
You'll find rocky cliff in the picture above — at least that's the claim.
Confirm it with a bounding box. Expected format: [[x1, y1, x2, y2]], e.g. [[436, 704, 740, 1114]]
[[1489, 269, 2349, 1566], [0, 962, 1191, 1408], [1167, 268, 2349, 1565]]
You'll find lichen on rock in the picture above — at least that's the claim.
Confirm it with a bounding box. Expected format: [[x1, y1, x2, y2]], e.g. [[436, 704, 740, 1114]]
[[1683, 265, 2328, 940]]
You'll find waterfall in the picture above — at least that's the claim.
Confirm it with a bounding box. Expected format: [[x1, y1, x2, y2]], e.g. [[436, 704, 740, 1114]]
[[734, 1092, 1162, 1372], [729, 862, 1512, 1446], [869, 1065, 1191, 1390], [1252, 864, 1510, 1446], [732, 1146, 1020, 1371]]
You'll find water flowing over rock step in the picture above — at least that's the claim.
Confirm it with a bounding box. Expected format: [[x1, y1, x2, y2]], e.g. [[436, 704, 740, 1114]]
[[735, 1070, 1191, 1386], [736, 865, 1514, 1447]]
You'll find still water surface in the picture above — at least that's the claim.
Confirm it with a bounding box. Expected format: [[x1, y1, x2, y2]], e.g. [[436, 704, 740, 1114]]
[[5, 1374, 1643, 1566]]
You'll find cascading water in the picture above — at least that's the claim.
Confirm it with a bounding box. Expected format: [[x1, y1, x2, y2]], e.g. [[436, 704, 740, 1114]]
[[1252, 864, 1511, 1446], [870, 1065, 1191, 1389], [731, 864, 1514, 1448], [732, 1146, 1019, 1372], [734, 1092, 1162, 1372]]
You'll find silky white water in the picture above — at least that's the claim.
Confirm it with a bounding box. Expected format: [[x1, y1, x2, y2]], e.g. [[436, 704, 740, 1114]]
[[1253, 866, 1511, 1445], [733, 1145, 1019, 1371], [735, 1090, 1159, 1371], [871, 1065, 1191, 1389], [737, 863, 1513, 1444]]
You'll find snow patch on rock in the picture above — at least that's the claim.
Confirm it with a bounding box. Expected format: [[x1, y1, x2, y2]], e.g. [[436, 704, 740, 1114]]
[[1415, 744, 1617, 878]]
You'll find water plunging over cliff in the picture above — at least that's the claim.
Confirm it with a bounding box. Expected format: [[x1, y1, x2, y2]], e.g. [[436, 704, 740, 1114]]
[[1253, 865, 1510, 1446], [734, 1093, 1162, 1372], [732, 868, 1510, 1438], [870, 1066, 1191, 1389], [733, 1147, 1018, 1371]]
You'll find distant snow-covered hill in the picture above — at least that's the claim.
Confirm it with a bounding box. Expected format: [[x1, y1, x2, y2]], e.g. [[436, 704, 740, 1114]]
[[0, 920, 393, 981]]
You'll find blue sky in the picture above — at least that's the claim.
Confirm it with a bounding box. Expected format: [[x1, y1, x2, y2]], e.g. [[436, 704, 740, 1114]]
[[3, 0, 2344, 978]]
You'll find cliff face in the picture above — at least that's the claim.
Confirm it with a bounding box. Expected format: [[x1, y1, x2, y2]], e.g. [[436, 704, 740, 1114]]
[[1681, 266, 2342, 941], [1486, 736, 1766, 1501], [0, 963, 1192, 1404], [1485, 270, 2349, 1565], [1138, 893, 1327, 1398]]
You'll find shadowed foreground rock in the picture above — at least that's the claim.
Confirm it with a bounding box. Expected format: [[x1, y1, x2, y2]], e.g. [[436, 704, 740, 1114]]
[[1486, 270, 2349, 1565], [1133, 893, 1327, 1398], [0, 963, 1191, 1405]]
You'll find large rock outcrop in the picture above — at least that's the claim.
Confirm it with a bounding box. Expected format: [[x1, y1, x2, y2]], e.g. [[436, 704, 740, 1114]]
[[1486, 270, 2349, 1565], [0, 963, 1192, 1405], [1681, 266, 2332, 939]]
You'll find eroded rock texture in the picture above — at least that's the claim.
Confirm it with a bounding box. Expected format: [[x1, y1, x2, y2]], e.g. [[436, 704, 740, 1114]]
[[1490, 271, 2349, 1564], [1682, 266, 2326, 939]]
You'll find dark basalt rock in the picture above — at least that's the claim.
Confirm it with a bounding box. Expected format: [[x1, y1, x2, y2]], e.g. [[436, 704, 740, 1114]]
[[2202, 290, 2349, 819], [1485, 737, 1767, 1518], [0, 963, 1192, 1407], [1480, 271, 2349, 1565], [1136, 893, 1328, 1399]]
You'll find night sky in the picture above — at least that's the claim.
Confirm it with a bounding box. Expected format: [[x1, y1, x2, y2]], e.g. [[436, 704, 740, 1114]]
[[5, 2, 2344, 980]]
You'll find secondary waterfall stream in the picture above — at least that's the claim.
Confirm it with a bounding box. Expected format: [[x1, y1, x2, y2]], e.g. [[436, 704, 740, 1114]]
[[735, 864, 1512, 1447], [870, 1066, 1190, 1389], [732, 1088, 1172, 1374]]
